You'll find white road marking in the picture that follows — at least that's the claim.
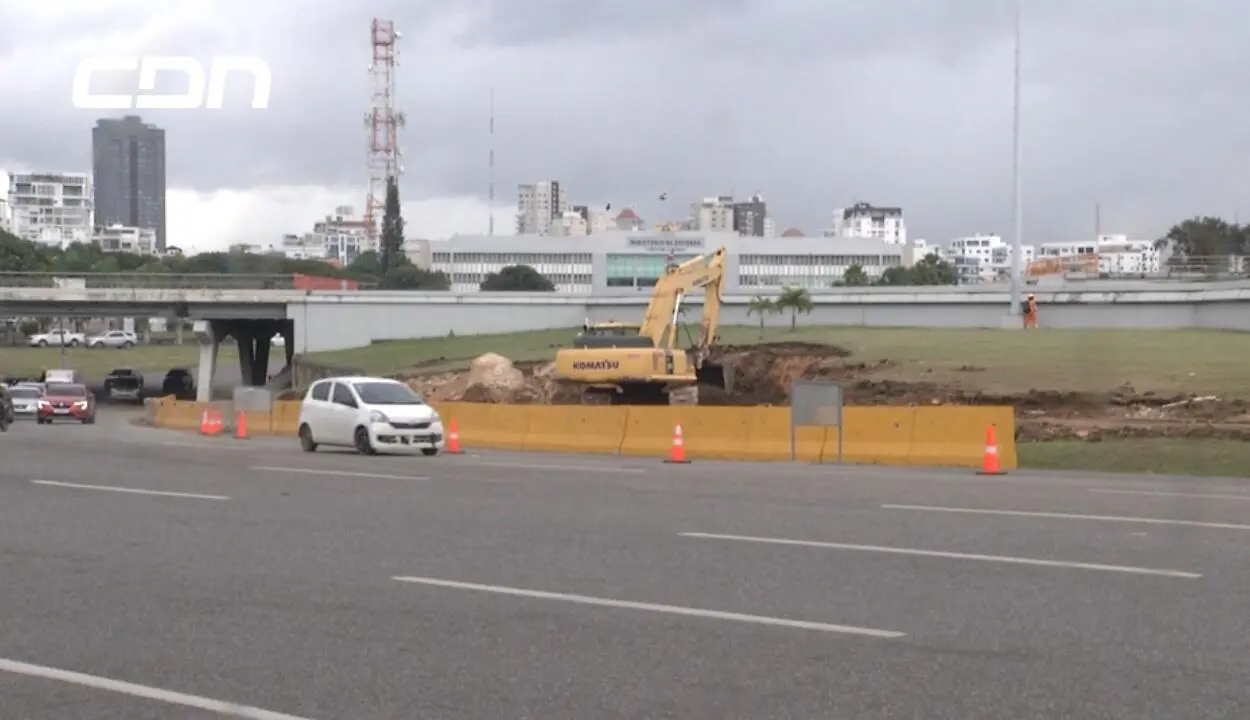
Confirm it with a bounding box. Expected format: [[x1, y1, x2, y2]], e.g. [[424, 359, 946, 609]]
[[679, 532, 1201, 579], [31, 480, 229, 501], [1089, 488, 1250, 501], [392, 576, 905, 638], [452, 459, 646, 474], [0, 657, 316, 720], [882, 504, 1250, 530], [250, 466, 428, 481]]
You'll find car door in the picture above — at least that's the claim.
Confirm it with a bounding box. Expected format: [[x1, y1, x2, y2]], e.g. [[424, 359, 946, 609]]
[[303, 381, 332, 440], [329, 382, 360, 444]]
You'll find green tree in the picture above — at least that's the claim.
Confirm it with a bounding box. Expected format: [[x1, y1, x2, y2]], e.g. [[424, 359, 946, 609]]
[[380, 264, 451, 290], [775, 286, 813, 331], [906, 253, 957, 285], [480, 265, 556, 291], [746, 295, 778, 340], [1159, 217, 1245, 270], [379, 175, 405, 274], [842, 264, 869, 286]]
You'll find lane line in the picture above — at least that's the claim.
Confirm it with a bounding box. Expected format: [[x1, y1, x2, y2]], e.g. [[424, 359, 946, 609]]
[[450, 459, 646, 474], [392, 576, 904, 638], [250, 466, 428, 481], [0, 657, 316, 720], [1089, 488, 1250, 501], [31, 480, 229, 501], [679, 532, 1201, 579], [882, 504, 1250, 530]]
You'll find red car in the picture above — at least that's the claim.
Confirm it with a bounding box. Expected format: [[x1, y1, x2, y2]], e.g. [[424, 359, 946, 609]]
[[37, 382, 97, 425]]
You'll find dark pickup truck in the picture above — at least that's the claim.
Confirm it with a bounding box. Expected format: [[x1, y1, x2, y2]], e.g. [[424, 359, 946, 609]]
[[103, 368, 144, 402]]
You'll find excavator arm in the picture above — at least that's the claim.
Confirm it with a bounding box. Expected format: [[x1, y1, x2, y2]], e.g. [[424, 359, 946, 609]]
[[638, 248, 727, 351]]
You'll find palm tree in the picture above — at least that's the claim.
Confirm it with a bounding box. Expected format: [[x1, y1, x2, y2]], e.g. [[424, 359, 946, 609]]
[[776, 286, 813, 331], [746, 295, 778, 340]]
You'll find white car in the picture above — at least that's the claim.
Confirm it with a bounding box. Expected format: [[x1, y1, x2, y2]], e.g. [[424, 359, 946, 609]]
[[297, 376, 444, 456], [6, 384, 43, 417], [87, 330, 138, 349], [27, 329, 86, 348]]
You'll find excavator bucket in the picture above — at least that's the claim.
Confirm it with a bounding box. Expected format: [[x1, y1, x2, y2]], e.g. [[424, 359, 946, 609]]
[[696, 359, 734, 395]]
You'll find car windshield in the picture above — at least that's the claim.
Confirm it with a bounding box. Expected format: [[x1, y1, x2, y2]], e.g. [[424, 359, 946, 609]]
[[9, 387, 41, 398], [352, 381, 422, 405], [45, 383, 86, 397]]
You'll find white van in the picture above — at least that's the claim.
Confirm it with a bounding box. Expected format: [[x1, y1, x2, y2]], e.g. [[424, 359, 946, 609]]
[[297, 376, 444, 456], [41, 369, 83, 384]]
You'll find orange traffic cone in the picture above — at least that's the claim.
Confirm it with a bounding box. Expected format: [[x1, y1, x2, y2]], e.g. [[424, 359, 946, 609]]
[[199, 409, 215, 436], [976, 424, 1006, 475], [664, 423, 690, 464], [445, 417, 463, 454], [234, 411, 249, 440]]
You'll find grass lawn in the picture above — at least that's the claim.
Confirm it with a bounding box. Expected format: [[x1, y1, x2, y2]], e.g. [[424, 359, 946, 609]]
[[0, 344, 238, 380], [305, 326, 1250, 398], [1020, 440, 1250, 478]]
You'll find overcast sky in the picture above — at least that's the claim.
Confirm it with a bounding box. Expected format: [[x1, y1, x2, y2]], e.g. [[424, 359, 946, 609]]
[[2, 0, 1249, 252]]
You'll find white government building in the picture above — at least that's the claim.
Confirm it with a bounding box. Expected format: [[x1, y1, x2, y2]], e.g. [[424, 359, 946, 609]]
[[426, 232, 929, 293]]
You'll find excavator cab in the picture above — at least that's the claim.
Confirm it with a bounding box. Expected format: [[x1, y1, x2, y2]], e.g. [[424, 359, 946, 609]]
[[572, 321, 652, 349]]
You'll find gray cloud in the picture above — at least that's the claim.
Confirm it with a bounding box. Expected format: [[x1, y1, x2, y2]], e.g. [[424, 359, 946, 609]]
[[3, 0, 1250, 243]]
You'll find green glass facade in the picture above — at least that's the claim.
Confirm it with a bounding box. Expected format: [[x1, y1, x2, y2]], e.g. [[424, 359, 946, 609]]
[[605, 254, 698, 287]]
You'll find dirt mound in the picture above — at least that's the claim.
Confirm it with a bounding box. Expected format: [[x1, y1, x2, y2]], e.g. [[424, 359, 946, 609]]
[[708, 341, 875, 405]]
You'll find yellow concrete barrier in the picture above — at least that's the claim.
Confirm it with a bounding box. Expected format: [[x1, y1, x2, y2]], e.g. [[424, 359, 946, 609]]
[[739, 407, 826, 462], [157, 400, 205, 431], [485, 404, 531, 450], [432, 402, 495, 448], [168, 399, 1014, 470], [840, 407, 916, 465], [239, 409, 273, 436], [909, 406, 1017, 470], [523, 405, 629, 455], [271, 401, 302, 436], [620, 407, 752, 460]]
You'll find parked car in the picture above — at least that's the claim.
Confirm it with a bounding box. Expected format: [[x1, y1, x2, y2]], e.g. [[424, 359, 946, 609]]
[[87, 330, 138, 349], [36, 382, 96, 424], [297, 376, 444, 456], [27, 329, 86, 348], [6, 383, 43, 418], [103, 368, 144, 402], [161, 368, 195, 400]]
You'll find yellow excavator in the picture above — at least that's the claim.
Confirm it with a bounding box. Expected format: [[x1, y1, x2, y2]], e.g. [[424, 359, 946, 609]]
[[554, 247, 732, 404]]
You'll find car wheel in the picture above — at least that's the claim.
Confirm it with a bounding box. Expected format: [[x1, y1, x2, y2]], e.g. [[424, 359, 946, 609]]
[[122, 341, 134, 349], [298, 424, 318, 452], [68, 339, 79, 348], [82, 416, 95, 425], [421, 448, 439, 456], [37, 340, 48, 347], [353, 426, 376, 455]]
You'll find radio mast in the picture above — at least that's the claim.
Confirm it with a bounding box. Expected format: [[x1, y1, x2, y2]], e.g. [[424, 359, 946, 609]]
[[363, 19, 405, 247]]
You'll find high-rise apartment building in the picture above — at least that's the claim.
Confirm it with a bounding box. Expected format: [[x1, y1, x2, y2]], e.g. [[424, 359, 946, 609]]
[[516, 181, 567, 235], [6, 171, 93, 247], [92, 115, 167, 251]]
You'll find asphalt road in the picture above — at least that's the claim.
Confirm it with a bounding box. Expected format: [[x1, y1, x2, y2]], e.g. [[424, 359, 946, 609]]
[[3, 413, 1250, 718]]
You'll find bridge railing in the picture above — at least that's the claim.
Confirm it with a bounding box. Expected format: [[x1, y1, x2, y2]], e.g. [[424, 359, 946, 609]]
[[0, 273, 367, 290]]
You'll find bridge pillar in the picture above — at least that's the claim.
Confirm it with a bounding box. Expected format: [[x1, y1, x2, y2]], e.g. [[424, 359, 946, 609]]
[[193, 320, 222, 403], [233, 319, 286, 386]]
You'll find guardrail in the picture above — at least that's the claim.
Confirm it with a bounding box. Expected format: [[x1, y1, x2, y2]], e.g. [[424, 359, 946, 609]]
[[0, 272, 304, 290]]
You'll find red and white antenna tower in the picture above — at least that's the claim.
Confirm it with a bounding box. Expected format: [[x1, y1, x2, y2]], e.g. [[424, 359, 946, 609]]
[[363, 19, 405, 246]]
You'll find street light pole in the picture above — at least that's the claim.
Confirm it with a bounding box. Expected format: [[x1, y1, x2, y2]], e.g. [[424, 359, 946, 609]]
[[1009, 0, 1024, 317]]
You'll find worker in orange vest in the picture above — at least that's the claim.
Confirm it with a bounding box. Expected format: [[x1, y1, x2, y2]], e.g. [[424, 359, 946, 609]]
[[1023, 294, 1039, 329]]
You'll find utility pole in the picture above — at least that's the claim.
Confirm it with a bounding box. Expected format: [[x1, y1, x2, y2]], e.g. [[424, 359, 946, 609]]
[[1009, 0, 1024, 317]]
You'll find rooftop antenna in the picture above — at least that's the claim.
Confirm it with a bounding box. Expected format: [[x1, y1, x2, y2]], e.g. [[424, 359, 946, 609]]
[[489, 85, 495, 236]]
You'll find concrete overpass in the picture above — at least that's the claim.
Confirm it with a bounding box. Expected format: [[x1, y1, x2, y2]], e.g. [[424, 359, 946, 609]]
[[5, 278, 1250, 399]]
